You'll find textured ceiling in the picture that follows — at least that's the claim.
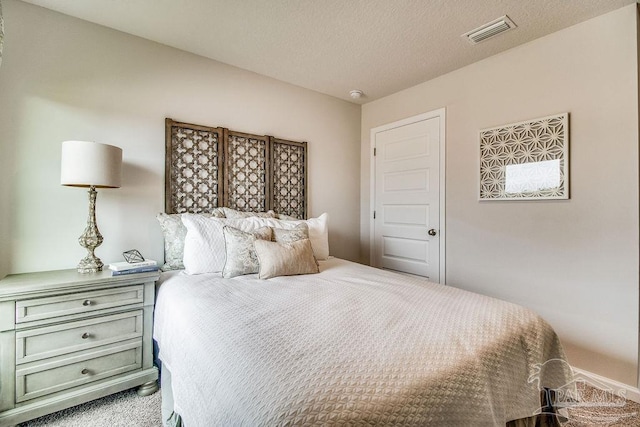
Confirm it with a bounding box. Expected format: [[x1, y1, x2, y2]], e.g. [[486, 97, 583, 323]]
[[20, 0, 637, 103]]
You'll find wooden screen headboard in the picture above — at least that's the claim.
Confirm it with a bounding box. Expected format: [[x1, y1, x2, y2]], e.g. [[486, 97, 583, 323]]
[[165, 118, 308, 219]]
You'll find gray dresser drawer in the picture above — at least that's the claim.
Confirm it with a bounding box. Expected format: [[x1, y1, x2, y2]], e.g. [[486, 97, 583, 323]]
[[16, 286, 144, 324], [16, 310, 143, 364], [16, 340, 142, 403]]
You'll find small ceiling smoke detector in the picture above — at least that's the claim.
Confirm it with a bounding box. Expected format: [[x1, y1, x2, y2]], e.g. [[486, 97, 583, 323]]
[[349, 89, 364, 99], [462, 15, 517, 45]]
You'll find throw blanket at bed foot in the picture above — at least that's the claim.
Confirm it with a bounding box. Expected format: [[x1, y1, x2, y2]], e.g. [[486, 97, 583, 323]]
[[154, 258, 571, 426]]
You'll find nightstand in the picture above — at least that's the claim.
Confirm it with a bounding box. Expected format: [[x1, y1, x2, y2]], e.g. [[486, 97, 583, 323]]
[[0, 269, 160, 426]]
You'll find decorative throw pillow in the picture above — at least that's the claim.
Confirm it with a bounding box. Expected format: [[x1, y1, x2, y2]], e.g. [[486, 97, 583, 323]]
[[254, 238, 319, 280], [230, 213, 330, 260], [156, 211, 223, 271], [273, 223, 309, 243], [222, 207, 277, 219], [222, 226, 273, 278]]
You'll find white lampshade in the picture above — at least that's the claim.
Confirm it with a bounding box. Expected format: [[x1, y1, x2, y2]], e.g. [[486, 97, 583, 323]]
[[61, 141, 122, 188]]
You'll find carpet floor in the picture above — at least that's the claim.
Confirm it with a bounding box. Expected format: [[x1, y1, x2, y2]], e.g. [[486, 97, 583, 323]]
[[563, 382, 640, 427], [18, 388, 163, 427], [17, 383, 640, 426]]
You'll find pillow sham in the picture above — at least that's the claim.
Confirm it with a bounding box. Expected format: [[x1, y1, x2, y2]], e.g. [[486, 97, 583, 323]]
[[182, 215, 273, 274], [156, 211, 224, 271], [222, 226, 272, 278], [156, 213, 188, 271], [254, 238, 319, 280]]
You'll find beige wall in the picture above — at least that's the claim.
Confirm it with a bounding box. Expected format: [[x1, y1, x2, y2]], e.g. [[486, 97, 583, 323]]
[[0, 0, 361, 278], [361, 5, 639, 386]]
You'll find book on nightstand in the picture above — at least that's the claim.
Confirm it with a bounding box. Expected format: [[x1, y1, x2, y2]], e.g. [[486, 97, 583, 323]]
[[110, 265, 159, 276], [108, 259, 159, 276]]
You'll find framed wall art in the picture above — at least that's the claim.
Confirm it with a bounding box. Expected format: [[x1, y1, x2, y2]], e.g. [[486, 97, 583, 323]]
[[479, 113, 569, 200]]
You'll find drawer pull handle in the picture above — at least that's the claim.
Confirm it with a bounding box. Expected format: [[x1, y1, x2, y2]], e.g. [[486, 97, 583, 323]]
[[82, 300, 92, 306], [81, 368, 90, 375], [81, 332, 91, 339]]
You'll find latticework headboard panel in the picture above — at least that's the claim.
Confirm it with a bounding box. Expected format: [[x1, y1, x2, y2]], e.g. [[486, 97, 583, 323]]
[[224, 132, 269, 212], [165, 118, 307, 218], [271, 138, 307, 219], [165, 120, 224, 214]]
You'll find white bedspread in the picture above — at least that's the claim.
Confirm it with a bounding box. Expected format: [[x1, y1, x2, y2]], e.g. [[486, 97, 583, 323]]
[[154, 258, 570, 426]]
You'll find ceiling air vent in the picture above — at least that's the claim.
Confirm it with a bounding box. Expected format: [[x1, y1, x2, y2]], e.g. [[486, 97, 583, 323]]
[[462, 15, 516, 45]]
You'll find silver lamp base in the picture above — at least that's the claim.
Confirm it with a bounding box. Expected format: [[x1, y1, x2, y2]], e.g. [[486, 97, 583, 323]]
[[77, 253, 104, 274], [77, 186, 105, 273]]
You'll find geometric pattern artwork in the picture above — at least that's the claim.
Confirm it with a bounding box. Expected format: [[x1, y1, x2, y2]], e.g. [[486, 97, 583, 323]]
[[166, 120, 223, 213], [271, 139, 307, 219], [165, 119, 307, 217], [479, 113, 569, 200], [225, 133, 268, 212]]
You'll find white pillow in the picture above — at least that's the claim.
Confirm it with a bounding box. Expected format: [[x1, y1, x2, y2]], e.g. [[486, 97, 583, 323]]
[[182, 215, 267, 274], [300, 213, 329, 260]]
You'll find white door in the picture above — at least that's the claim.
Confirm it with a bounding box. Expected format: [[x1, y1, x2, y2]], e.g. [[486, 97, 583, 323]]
[[371, 110, 444, 282]]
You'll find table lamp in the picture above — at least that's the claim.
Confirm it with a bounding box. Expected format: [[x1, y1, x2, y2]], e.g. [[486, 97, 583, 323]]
[[61, 141, 122, 273]]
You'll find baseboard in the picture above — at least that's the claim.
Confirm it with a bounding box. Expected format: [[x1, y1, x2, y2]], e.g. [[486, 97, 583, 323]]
[[572, 367, 640, 404]]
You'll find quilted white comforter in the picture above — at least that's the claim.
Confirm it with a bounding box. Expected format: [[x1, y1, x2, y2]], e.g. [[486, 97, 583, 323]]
[[154, 258, 570, 426]]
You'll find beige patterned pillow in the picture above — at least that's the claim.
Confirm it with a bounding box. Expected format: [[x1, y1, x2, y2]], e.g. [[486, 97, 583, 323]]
[[277, 213, 300, 220], [222, 226, 273, 278], [254, 238, 319, 280], [273, 223, 309, 243]]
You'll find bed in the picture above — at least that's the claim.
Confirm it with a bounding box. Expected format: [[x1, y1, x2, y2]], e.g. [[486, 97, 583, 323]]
[[153, 119, 572, 426], [154, 252, 570, 426]]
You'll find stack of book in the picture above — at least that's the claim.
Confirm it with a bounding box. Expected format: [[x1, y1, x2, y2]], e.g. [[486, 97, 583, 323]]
[[108, 259, 159, 276]]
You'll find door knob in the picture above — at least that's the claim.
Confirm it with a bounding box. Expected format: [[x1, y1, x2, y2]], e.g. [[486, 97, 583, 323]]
[[428, 229, 437, 236]]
